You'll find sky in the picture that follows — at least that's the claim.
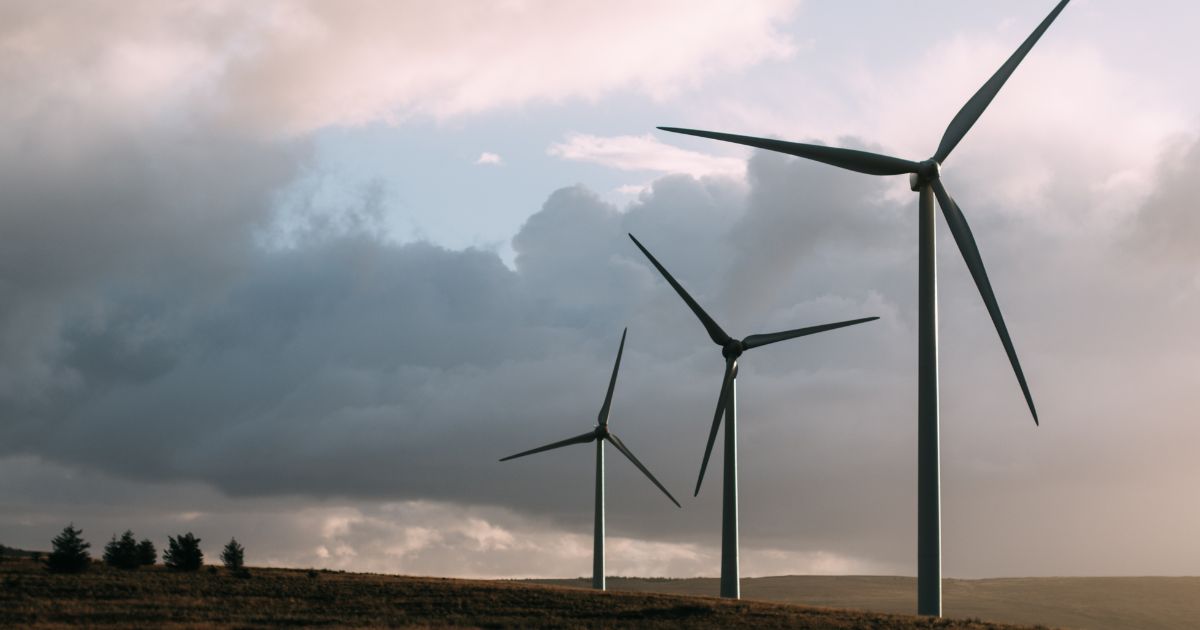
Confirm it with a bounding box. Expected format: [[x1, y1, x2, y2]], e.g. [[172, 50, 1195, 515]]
[[2, 0, 1199, 579]]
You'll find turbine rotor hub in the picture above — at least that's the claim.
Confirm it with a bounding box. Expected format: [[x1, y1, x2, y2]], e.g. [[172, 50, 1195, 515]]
[[721, 340, 744, 359], [909, 159, 942, 191], [595, 425, 609, 438]]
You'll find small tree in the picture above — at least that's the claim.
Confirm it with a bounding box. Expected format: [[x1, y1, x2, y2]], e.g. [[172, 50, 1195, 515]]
[[163, 532, 203, 571], [46, 524, 91, 573], [136, 538, 157, 566], [220, 538, 244, 571], [103, 530, 141, 569]]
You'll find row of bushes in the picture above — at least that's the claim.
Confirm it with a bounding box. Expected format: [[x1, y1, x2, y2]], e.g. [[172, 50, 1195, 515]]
[[46, 524, 245, 574]]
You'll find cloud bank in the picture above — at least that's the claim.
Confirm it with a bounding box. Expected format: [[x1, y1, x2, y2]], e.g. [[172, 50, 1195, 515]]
[[0, 0, 798, 137], [3, 0, 1200, 581], [6, 137, 1200, 577]]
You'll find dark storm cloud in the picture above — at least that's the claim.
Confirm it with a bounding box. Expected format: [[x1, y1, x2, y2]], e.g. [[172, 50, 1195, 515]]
[[6, 121, 1200, 577], [723, 142, 910, 320], [0, 131, 894, 544], [0, 116, 306, 402]]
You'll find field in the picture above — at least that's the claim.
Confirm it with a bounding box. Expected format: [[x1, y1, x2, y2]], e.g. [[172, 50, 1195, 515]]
[[5, 557, 1197, 629], [0, 558, 1027, 629], [535, 576, 1200, 630]]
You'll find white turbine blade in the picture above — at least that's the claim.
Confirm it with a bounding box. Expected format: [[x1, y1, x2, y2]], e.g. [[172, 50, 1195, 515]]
[[499, 430, 596, 462], [695, 356, 735, 497], [607, 432, 681, 508], [934, 0, 1070, 163], [629, 233, 732, 346], [932, 179, 1038, 424], [742, 317, 878, 350], [659, 127, 920, 176], [597, 328, 627, 426]]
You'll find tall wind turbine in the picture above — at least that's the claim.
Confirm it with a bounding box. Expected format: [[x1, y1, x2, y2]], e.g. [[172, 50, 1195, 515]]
[[655, 0, 1069, 615], [629, 233, 877, 599], [500, 328, 679, 591]]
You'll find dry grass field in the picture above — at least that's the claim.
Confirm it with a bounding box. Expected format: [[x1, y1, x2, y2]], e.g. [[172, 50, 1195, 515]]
[[535, 575, 1200, 630], [0, 558, 1030, 629]]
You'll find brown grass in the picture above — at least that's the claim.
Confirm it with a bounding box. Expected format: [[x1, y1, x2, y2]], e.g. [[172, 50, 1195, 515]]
[[0, 559, 1034, 629], [535, 575, 1200, 630]]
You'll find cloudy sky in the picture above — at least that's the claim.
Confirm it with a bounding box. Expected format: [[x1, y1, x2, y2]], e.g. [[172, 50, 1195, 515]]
[[2, 0, 1199, 580]]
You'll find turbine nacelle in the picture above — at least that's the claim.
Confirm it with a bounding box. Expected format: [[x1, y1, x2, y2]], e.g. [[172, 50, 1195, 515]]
[[910, 159, 942, 191]]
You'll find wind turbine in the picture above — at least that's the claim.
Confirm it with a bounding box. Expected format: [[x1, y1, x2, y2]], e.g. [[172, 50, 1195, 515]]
[[629, 233, 877, 599], [655, 0, 1069, 615], [500, 328, 679, 591]]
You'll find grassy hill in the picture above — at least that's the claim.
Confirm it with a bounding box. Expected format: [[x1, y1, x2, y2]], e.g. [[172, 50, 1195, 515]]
[[0, 558, 1029, 629], [535, 575, 1200, 630], [0, 543, 42, 559]]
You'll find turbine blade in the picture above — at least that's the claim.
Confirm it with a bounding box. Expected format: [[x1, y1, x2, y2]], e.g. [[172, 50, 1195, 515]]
[[629, 233, 732, 346], [742, 316, 879, 350], [607, 432, 681, 508], [597, 328, 627, 426], [499, 430, 596, 462], [658, 127, 920, 176], [931, 179, 1038, 424], [934, 0, 1070, 163], [695, 357, 735, 496]]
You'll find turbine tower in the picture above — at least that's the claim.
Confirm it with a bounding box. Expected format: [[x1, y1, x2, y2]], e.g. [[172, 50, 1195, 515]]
[[629, 233, 877, 599], [500, 328, 679, 591], [655, 0, 1069, 615]]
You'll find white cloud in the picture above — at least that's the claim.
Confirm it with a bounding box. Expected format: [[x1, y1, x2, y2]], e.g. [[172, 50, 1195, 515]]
[[614, 184, 649, 196], [219, 0, 799, 133], [548, 133, 746, 179], [0, 455, 893, 578], [694, 20, 1186, 238], [476, 152, 503, 165], [863, 37, 1184, 232], [0, 1, 797, 136]]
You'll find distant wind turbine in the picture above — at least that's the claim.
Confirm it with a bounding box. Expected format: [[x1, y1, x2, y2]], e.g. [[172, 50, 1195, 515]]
[[655, 0, 1069, 615], [629, 233, 877, 599], [500, 328, 679, 591]]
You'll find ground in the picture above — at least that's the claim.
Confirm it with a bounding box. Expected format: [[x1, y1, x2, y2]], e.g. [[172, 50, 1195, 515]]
[[0, 559, 1032, 629], [535, 575, 1200, 630]]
